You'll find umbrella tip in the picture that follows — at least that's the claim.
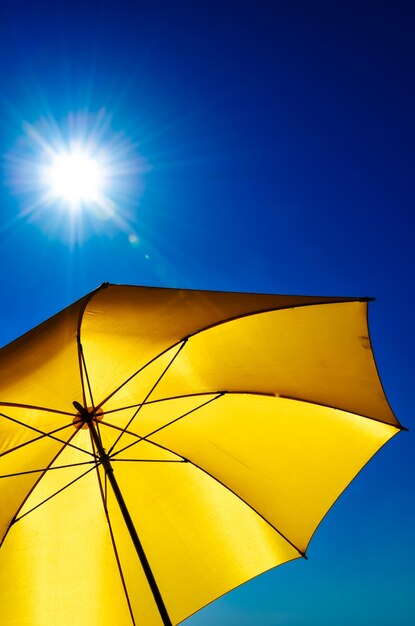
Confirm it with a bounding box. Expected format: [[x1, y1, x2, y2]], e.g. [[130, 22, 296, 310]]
[[100, 281, 110, 289]]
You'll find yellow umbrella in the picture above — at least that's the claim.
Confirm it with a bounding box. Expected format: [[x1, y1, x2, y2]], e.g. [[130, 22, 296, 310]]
[[0, 283, 404, 625]]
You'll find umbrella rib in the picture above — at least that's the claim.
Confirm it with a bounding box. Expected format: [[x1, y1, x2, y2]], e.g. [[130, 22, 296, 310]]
[[78, 341, 107, 451], [0, 422, 74, 459], [111, 459, 187, 463], [0, 412, 97, 458], [75, 282, 108, 409], [107, 339, 188, 456], [96, 297, 369, 412], [96, 482, 137, 626], [0, 402, 75, 416], [77, 338, 87, 409], [89, 432, 137, 626], [102, 390, 404, 434], [107, 393, 224, 459], [12, 464, 99, 524], [79, 341, 96, 410], [102, 390, 276, 415], [0, 460, 97, 479], [75, 286, 111, 458]]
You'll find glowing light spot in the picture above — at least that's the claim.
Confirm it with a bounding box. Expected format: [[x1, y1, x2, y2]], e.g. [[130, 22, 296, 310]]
[[43, 149, 105, 212], [128, 233, 140, 245], [5, 109, 149, 244]]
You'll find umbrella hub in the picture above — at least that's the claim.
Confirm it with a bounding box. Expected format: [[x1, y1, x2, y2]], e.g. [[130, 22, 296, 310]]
[[72, 403, 104, 430]]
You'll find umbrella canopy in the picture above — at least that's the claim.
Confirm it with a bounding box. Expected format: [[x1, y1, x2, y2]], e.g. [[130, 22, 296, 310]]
[[0, 283, 403, 625]]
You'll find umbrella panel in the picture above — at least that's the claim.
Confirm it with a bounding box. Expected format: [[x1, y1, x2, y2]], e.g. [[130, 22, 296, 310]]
[[0, 294, 88, 413], [98, 302, 398, 427], [0, 443, 132, 626], [0, 411, 76, 542], [148, 394, 397, 554]]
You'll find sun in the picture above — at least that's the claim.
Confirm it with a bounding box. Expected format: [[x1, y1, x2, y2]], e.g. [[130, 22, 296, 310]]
[[5, 110, 149, 243], [42, 147, 106, 213]]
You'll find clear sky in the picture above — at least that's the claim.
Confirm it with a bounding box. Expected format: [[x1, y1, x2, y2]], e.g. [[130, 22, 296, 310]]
[[0, 1, 414, 624]]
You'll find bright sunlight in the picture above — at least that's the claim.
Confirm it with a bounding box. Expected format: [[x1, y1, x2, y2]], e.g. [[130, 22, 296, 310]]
[[5, 110, 149, 244], [42, 147, 106, 213]]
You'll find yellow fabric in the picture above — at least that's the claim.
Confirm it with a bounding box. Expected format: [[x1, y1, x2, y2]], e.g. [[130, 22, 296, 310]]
[[0, 441, 132, 626], [0, 293, 89, 412], [0, 284, 402, 625], [147, 395, 396, 553]]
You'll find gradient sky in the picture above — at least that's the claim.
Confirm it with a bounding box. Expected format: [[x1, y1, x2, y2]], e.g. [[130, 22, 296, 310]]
[[0, 2, 414, 624]]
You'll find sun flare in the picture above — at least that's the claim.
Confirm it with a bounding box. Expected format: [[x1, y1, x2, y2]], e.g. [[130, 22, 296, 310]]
[[5, 110, 149, 243], [42, 148, 106, 213]]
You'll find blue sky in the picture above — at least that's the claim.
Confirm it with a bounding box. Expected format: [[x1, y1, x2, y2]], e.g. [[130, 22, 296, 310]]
[[0, 1, 414, 624]]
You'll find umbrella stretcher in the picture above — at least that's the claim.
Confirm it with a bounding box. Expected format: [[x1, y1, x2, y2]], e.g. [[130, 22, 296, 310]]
[[0, 284, 404, 625]]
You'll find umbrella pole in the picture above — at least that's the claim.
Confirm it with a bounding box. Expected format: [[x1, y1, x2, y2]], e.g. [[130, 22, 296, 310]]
[[89, 419, 173, 626]]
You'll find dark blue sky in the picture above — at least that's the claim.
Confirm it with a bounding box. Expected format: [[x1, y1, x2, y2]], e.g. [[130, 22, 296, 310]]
[[0, 2, 414, 624]]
